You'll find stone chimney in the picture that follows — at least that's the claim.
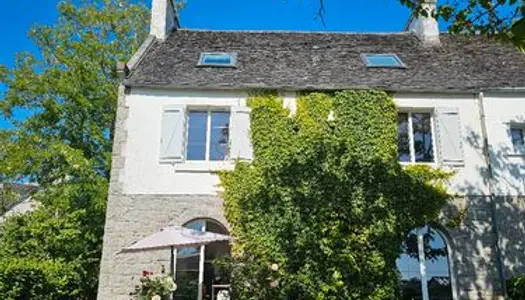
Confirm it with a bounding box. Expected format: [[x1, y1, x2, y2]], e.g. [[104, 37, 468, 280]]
[[150, 0, 179, 41], [405, 0, 440, 45]]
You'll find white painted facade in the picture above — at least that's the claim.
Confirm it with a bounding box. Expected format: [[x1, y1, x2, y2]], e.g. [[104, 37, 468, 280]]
[[395, 93, 490, 196], [484, 93, 525, 195], [123, 88, 247, 195], [0, 197, 36, 223], [121, 88, 524, 197]]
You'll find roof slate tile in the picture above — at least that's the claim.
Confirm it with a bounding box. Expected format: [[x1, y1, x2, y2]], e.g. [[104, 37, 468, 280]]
[[126, 29, 525, 92]]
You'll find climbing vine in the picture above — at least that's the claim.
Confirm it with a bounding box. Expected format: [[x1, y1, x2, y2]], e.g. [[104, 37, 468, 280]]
[[219, 90, 452, 300]]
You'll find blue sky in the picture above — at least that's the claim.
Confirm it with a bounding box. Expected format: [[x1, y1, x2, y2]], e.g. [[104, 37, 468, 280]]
[[0, 0, 411, 129]]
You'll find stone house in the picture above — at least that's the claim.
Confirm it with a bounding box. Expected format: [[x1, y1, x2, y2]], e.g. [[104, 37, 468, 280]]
[[0, 183, 38, 223], [97, 0, 525, 299]]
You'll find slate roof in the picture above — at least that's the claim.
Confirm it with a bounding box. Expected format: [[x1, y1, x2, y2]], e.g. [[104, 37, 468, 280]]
[[126, 29, 525, 92]]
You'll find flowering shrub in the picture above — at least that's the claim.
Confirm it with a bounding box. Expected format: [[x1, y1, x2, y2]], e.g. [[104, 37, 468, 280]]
[[131, 269, 177, 300]]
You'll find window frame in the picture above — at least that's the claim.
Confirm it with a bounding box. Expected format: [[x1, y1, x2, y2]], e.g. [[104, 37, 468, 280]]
[[509, 124, 525, 155], [175, 219, 230, 300], [398, 110, 438, 164], [361, 53, 406, 68], [397, 226, 457, 300], [185, 108, 231, 162], [197, 52, 238, 68]]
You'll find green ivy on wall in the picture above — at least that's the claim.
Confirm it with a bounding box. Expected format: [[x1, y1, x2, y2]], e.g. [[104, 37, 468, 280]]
[[219, 90, 452, 300]]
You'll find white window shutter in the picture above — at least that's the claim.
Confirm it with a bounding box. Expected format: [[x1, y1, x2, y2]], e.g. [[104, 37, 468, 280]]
[[435, 107, 464, 166], [159, 105, 186, 163], [230, 106, 253, 161]]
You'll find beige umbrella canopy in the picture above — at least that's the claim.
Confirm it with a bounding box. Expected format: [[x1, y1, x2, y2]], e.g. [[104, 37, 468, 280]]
[[122, 225, 235, 283], [124, 226, 234, 252]]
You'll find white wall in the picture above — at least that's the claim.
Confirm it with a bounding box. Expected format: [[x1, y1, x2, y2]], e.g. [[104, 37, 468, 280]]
[[0, 197, 36, 223], [122, 88, 248, 195], [122, 88, 524, 196], [394, 93, 490, 195], [483, 93, 525, 195]]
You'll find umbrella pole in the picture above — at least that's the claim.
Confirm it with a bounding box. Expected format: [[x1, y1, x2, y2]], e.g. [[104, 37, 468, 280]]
[[170, 246, 175, 300], [170, 246, 175, 276]]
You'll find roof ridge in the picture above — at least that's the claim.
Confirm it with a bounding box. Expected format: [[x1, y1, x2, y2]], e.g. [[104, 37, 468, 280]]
[[177, 28, 414, 36]]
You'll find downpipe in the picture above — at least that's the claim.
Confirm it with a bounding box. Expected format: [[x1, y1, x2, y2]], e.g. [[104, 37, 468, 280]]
[[477, 91, 507, 298]]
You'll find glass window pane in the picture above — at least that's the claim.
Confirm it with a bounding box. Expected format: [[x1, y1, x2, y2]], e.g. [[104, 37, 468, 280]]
[[422, 226, 453, 300], [510, 128, 524, 149], [203, 55, 231, 65], [398, 113, 411, 162], [186, 112, 208, 161], [209, 112, 230, 161], [412, 113, 434, 163], [174, 270, 199, 300], [185, 219, 206, 231], [177, 220, 205, 266], [177, 220, 231, 300], [398, 229, 423, 300], [175, 220, 205, 300], [200, 53, 235, 66], [398, 227, 453, 300], [204, 221, 231, 299], [364, 54, 404, 67]]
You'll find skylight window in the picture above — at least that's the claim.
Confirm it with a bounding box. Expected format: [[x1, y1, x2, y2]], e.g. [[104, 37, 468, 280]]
[[198, 52, 237, 67], [361, 53, 406, 68]]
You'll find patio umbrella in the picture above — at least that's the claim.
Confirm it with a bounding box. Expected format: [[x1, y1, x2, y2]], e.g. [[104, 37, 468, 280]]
[[122, 226, 234, 279]]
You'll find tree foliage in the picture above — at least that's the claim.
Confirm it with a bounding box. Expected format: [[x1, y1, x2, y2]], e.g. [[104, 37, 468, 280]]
[[507, 275, 525, 300], [220, 90, 453, 299], [0, 186, 18, 215], [315, 0, 525, 50], [0, 0, 149, 298], [404, 0, 525, 50]]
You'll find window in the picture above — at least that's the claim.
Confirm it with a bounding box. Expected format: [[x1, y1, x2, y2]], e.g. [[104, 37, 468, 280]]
[[362, 53, 406, 68], [397, 226, 454, 300], [398, 112, 435, 163], [510, 126, 525, 153], [175, 219, 231, 300], [198, 52, 237, 67], [186, 110, 230, 161]]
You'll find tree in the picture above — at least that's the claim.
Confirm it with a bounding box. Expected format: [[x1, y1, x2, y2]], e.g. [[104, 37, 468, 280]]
[[220, 91, 453, 299], [0, 0, 149, 298], [315, 0, 525, 50]]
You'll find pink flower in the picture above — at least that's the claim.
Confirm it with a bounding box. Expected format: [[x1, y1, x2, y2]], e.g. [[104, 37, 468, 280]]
[[269, 280, 279, 288]]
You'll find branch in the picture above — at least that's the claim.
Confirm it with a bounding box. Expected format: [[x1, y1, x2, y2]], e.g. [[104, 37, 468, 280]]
[[315, 0, 326, 27]]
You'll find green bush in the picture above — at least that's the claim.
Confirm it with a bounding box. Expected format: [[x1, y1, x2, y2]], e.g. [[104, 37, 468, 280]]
[[508, 275, 525, 300], [220, 90, 452, 299], [0, 258, 77, 300]]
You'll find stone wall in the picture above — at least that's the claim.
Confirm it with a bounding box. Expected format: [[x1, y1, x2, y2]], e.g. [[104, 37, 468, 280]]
[[495, 196, 525, 277], [97, 194, 525, 300], [97, 193, 226, 300], [445, 197, 503, 300], [443, 196, 525, 300]]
